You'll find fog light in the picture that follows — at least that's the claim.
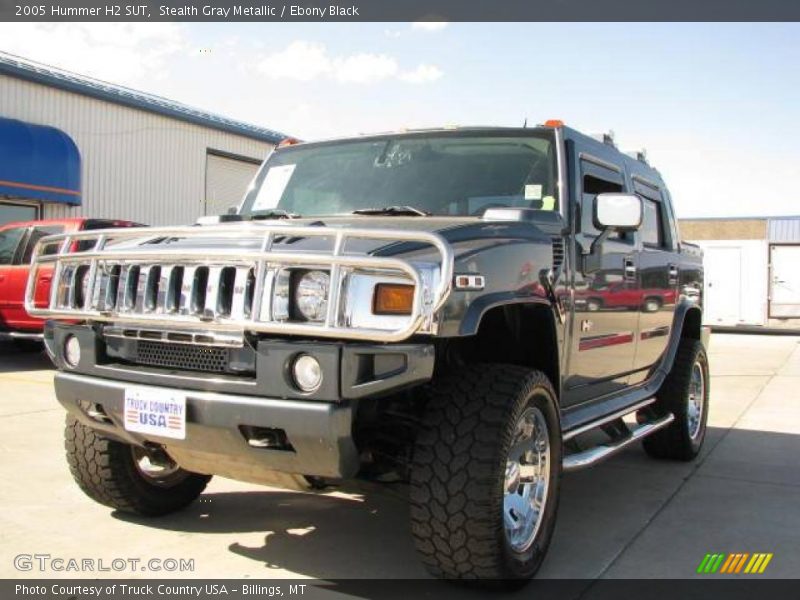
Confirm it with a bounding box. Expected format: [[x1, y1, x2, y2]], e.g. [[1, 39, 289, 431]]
[[64, 335, 81, 368], [292, 354, 322, 392]]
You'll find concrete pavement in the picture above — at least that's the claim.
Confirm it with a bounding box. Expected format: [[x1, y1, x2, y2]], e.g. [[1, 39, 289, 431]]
[[0, 334, 798, 580]]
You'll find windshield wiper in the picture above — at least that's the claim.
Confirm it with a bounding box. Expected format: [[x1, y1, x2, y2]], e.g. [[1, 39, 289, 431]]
[[352, 205, 431, 216], [248, 209, 301, 220]]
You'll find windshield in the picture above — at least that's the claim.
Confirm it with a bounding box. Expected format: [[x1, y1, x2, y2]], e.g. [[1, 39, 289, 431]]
[[239, 131, 559, 218]]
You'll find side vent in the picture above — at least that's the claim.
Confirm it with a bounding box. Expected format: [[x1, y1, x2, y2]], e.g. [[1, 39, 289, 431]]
[[551, 237, 565, 271]]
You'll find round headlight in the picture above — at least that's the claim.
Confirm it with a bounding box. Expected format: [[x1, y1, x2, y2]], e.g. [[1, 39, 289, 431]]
[[292, 354, 322, 392], [64, 335, 81, 368], [295, 270, 330, 321]]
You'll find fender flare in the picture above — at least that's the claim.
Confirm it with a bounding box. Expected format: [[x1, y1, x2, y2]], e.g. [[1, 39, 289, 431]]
[[458, 292, 555, 337], [657, 300, 703, 378]]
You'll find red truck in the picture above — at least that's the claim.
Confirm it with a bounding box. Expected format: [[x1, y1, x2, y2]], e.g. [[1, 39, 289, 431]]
[[0, 218, 142, 345]]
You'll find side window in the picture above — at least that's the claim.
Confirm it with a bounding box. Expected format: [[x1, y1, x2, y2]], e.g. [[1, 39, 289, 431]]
[[633, 178, 670, 249], [22, 226, 64, 263], [0, 228, 26, 265], [580, 160, 630, 242], [640, 199, 664, 247]]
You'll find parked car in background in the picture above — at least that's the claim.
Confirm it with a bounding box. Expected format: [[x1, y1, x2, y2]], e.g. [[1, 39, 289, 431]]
[[576, 276, 679, 313], [0, 218, 143, 346]]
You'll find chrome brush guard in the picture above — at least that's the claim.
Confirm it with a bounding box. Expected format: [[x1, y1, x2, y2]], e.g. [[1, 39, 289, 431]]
[[24, 224, 454, 343]]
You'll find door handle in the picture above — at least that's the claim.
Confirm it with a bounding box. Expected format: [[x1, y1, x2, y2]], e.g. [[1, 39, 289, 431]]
[[668, 263, 679, 285], [624, 258, 637, 281]]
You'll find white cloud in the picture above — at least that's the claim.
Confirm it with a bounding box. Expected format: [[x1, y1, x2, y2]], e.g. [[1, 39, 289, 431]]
[[333, 53, 398, 83], [0, 23, 187, 86], [256, 40, 331, 82], [256, 41, 441, 85], [399, 64, 443, 84], [412, 21, 449, 32]]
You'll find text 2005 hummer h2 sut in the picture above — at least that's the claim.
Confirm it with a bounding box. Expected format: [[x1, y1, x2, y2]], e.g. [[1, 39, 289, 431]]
[[27, 122, 709, 583]]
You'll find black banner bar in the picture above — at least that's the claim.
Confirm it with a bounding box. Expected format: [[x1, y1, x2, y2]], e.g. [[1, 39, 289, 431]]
[[5, 579, 800, 600], [2, 0, 800, 22]]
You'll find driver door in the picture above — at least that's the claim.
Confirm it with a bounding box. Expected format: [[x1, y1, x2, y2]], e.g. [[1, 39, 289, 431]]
[[565, 157, 640, 404]]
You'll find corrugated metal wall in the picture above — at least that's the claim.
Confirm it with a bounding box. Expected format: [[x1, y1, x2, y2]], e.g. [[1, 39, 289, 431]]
[[768, 217, 800, 244], [204, 153, 260, 216], [0, 74, 273, 226]]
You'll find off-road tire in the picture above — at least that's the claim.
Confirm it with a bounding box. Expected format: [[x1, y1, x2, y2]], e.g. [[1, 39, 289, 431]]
[[410, 365, 561, 583], [65, 415, 211, 516], [643, 339, 709, 460]]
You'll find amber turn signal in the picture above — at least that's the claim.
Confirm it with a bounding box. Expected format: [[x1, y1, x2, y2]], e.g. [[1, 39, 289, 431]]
[[373, 283, 415, 315]]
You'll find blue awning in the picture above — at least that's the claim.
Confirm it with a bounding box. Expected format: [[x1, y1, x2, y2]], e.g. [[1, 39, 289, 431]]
[[0, 116, 81, 205]]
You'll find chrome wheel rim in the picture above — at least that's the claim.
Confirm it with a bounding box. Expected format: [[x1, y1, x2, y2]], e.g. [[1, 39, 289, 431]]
[[687, 361, 705, 440], [132, 446, 185, 486], [503, 406, 550, 553]]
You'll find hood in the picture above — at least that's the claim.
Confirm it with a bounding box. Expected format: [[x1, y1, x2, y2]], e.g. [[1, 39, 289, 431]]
[[115, 214, 559, 263]]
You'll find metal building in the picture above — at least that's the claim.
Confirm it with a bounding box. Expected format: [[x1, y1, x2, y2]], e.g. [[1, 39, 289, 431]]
[[679, 216, 800, 328], [0, 52, 285, 227]]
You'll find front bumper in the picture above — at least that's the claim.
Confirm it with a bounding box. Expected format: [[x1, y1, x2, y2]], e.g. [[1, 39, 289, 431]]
[[55, 371, 360, 480], [47, 322, 435, 400]]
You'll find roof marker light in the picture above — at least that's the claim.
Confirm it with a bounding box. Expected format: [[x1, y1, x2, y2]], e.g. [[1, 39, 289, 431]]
[[277, 137, 301, 148], [544, 119, 565, 128]]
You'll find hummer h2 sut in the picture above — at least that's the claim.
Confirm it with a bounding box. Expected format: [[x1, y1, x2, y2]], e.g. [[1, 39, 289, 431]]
[[27, 122, 709, 583]]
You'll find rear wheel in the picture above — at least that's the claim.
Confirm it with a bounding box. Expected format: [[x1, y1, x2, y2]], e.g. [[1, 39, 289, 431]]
[[65, 416, 211, 516], [586, 298, 602, 312], [643, 339, 709, 460], [410, 365, 561, 582]]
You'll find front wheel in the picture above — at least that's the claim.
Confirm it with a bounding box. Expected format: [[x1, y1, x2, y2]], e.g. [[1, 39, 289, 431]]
[[65, 416, 211, 516], [410, 365, 562, 583], [642, 297, 663, 313]]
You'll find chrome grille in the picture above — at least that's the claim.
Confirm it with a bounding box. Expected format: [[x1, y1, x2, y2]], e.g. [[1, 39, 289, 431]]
[[134, 340, 229, 373], [88, 263, 257, 320], [25, 223, 453, 342]]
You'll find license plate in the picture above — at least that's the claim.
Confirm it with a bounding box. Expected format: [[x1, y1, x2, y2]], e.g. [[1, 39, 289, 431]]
[[124, 387, 186, 440]]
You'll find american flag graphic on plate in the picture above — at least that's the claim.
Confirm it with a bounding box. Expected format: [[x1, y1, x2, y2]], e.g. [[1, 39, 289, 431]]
[[123, 387, 186, 440]]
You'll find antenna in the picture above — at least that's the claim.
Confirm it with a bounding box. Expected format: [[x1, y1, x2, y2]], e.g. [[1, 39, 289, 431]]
[[523, 117, 528, 128]]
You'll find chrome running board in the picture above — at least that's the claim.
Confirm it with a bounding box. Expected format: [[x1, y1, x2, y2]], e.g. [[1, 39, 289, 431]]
[[562, 413, 674, 472], [563, 397, 656, 442]]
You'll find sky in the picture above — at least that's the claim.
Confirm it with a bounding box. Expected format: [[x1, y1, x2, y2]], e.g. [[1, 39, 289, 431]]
[[0, 22, 798, 219]]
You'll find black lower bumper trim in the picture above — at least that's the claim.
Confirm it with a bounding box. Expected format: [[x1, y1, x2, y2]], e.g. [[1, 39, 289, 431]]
[[54, 371, 360, 480]]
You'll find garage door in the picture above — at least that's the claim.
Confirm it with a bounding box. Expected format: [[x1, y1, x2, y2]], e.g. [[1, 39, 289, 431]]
[[204, 152, 260, 216], [770, 245, 800, 317]]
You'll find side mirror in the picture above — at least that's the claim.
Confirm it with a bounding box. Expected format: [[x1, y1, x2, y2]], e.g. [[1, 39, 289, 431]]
[[594, 193, 642, 231], [583, 194, 643, 273], [226, 205, 238, 215]]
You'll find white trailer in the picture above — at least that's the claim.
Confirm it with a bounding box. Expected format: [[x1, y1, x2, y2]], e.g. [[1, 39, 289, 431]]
[[693, 239, 769, 327]]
